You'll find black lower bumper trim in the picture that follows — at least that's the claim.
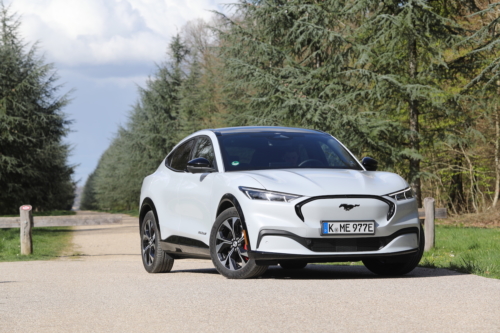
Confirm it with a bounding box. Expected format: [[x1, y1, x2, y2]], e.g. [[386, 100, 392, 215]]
[[249, 249, 418, 265]]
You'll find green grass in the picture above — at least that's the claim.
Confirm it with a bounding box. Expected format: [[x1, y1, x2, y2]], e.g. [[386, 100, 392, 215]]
[[0, 227, 74, 262], [0, 210, 76, 218], [420, 225, 500, 279]]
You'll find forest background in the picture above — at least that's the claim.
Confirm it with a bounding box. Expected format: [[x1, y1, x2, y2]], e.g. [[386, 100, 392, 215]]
[[26, 0, 500, 217]]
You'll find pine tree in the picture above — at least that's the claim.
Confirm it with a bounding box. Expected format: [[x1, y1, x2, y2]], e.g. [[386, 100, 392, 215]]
[[0, 3, 75, 214], [217, 0, 480, 205], [87, 35, 193, 210]]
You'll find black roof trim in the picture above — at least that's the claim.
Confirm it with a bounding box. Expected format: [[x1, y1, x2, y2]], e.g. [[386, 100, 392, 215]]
[[209, 126, 328, 135]]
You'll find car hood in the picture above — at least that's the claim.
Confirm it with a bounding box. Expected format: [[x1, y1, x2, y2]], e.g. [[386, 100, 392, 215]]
[[238, 169, 408, 197]]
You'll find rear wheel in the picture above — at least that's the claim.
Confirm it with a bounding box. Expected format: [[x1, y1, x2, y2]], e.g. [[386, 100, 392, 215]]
[[279, 262, 308, 270], [141, 211, 174, 273], [362, 225, 425, 276], [210, 207, 268, 279]]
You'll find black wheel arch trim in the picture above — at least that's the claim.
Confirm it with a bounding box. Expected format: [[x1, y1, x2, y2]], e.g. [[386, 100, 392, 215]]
[[295, 195, 396, 222], [140, 197, 162, 240], [216, 193, 252, 251]]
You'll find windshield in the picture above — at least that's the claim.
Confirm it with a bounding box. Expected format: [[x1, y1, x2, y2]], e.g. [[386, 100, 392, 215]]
[[218, 132, 362, 172]]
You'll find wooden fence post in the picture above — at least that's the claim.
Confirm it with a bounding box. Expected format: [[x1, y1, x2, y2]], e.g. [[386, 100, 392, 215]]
[[423, 197, 435, 251], [19, 205, 33, 255]]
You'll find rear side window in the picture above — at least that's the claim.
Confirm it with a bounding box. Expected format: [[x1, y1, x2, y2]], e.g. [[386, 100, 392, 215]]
[[192, 136, 217, 169], [168, 139, 195, 171]]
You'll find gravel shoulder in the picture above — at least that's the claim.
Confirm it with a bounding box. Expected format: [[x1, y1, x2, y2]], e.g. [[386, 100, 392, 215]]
[[1, 214, 499, 332]]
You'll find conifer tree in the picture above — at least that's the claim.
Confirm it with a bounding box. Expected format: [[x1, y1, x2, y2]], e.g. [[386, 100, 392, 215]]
[[88, 35, 193, 210], [0, 3, 74, 213], [217, 0, 479, 205], [346, 0, 480, 206]]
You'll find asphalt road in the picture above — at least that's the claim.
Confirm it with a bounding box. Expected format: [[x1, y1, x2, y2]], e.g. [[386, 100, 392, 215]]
[[1, 216, 499, 332]]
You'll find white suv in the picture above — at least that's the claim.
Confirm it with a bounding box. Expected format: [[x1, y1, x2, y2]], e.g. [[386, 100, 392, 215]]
[[139, 126, 423, 279]]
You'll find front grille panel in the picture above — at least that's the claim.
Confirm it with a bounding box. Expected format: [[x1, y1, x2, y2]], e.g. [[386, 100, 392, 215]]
[[310, 237, 381, 252]]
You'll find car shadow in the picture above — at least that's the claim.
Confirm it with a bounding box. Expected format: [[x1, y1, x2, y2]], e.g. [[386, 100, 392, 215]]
[[172, 267, 220, 275], [172, 264, 464, 280]]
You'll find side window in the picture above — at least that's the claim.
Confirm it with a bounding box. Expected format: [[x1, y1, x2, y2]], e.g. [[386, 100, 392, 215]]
[[168, 139, 195, 171], [193, 136, 217, 169]]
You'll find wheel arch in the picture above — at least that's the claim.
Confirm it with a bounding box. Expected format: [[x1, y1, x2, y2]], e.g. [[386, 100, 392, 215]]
[[216, 194, 251, 249], [140, 197, 162, 239]]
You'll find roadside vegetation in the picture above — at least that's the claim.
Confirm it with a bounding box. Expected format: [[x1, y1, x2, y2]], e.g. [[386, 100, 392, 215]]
[[0, 227, 73, 262], [80, 1, 500, 215], [0, 4, 75, 215], [420, 225, 500, 279]]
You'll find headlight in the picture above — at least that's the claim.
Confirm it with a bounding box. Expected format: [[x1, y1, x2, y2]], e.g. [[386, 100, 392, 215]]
[[239, 187, 301, 203], [387, 187, 414, 201]]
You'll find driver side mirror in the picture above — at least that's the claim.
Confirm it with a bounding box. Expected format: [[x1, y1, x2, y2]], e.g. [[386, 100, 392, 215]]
[[361, 157, 378, 171], [187, 157, 216, 174]]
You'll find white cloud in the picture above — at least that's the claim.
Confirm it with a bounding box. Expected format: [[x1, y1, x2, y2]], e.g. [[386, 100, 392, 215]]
[[6, 0, 222, 66]]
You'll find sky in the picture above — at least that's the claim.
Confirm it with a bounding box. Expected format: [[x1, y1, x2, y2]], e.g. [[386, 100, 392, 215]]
[[5, 0, 225, 186]]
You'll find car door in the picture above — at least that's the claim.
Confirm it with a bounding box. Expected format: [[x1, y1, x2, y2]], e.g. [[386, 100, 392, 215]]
[[158, 138, 196, 239], [174, 135, 218, 245]]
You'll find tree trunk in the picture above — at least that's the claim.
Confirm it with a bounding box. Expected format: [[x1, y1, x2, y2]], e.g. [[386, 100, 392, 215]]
[[449, 156, 465, 213], [493, 108, 499, 208], [408, 36, 421, 207]]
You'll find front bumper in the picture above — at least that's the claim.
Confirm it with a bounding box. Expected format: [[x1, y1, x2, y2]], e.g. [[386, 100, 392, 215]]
[[249, 227, 420, 264], [241, 193, 420, 260]]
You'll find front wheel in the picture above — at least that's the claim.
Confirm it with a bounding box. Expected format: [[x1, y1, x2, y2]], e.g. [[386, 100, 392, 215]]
[[210, 207, 268, 279], [362, 225, 425, 276]]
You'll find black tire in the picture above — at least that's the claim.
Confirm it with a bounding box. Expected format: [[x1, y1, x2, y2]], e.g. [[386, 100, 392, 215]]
[[279, 262, 308, 270], [141, 211, 174, 273], [210, 207, 268, 279], [362, 225, 425, 276]]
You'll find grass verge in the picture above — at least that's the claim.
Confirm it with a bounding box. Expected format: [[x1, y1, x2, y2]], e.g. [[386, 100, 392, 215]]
[[420, 225, 500, 279], [0, 227, 73, 262]]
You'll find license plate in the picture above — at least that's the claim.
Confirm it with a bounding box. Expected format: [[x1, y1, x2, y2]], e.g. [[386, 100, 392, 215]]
[[321, 221, 375, 235]]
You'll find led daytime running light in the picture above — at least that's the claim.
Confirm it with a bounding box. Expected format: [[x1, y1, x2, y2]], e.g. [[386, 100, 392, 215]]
[[387, 187, 414, 201], [239, 187, 301, 203]]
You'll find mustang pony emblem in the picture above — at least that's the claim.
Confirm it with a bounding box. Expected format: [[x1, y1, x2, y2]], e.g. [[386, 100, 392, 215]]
[[339, 204, 360, 211]]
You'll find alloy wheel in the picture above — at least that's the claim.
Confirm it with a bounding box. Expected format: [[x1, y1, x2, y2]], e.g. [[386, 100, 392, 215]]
[[215, 217, 249, 271], [142, 219, 156, 266]]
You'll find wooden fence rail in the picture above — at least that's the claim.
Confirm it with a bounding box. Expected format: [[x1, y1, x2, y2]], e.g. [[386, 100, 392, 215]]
[[418, 207, 447, 219], [0, 214, 122, 229]]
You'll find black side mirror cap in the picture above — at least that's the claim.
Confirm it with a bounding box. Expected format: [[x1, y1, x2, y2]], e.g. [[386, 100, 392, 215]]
[[186, 157, 216, 174], [361, 157, 378, 171]]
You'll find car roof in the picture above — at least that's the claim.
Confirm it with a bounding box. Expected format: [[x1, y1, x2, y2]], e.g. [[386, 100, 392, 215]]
[[208, 126, 325, 136]]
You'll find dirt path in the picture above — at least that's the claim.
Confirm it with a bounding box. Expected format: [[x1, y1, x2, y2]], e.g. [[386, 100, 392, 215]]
[[1, 214, 499, 332]]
